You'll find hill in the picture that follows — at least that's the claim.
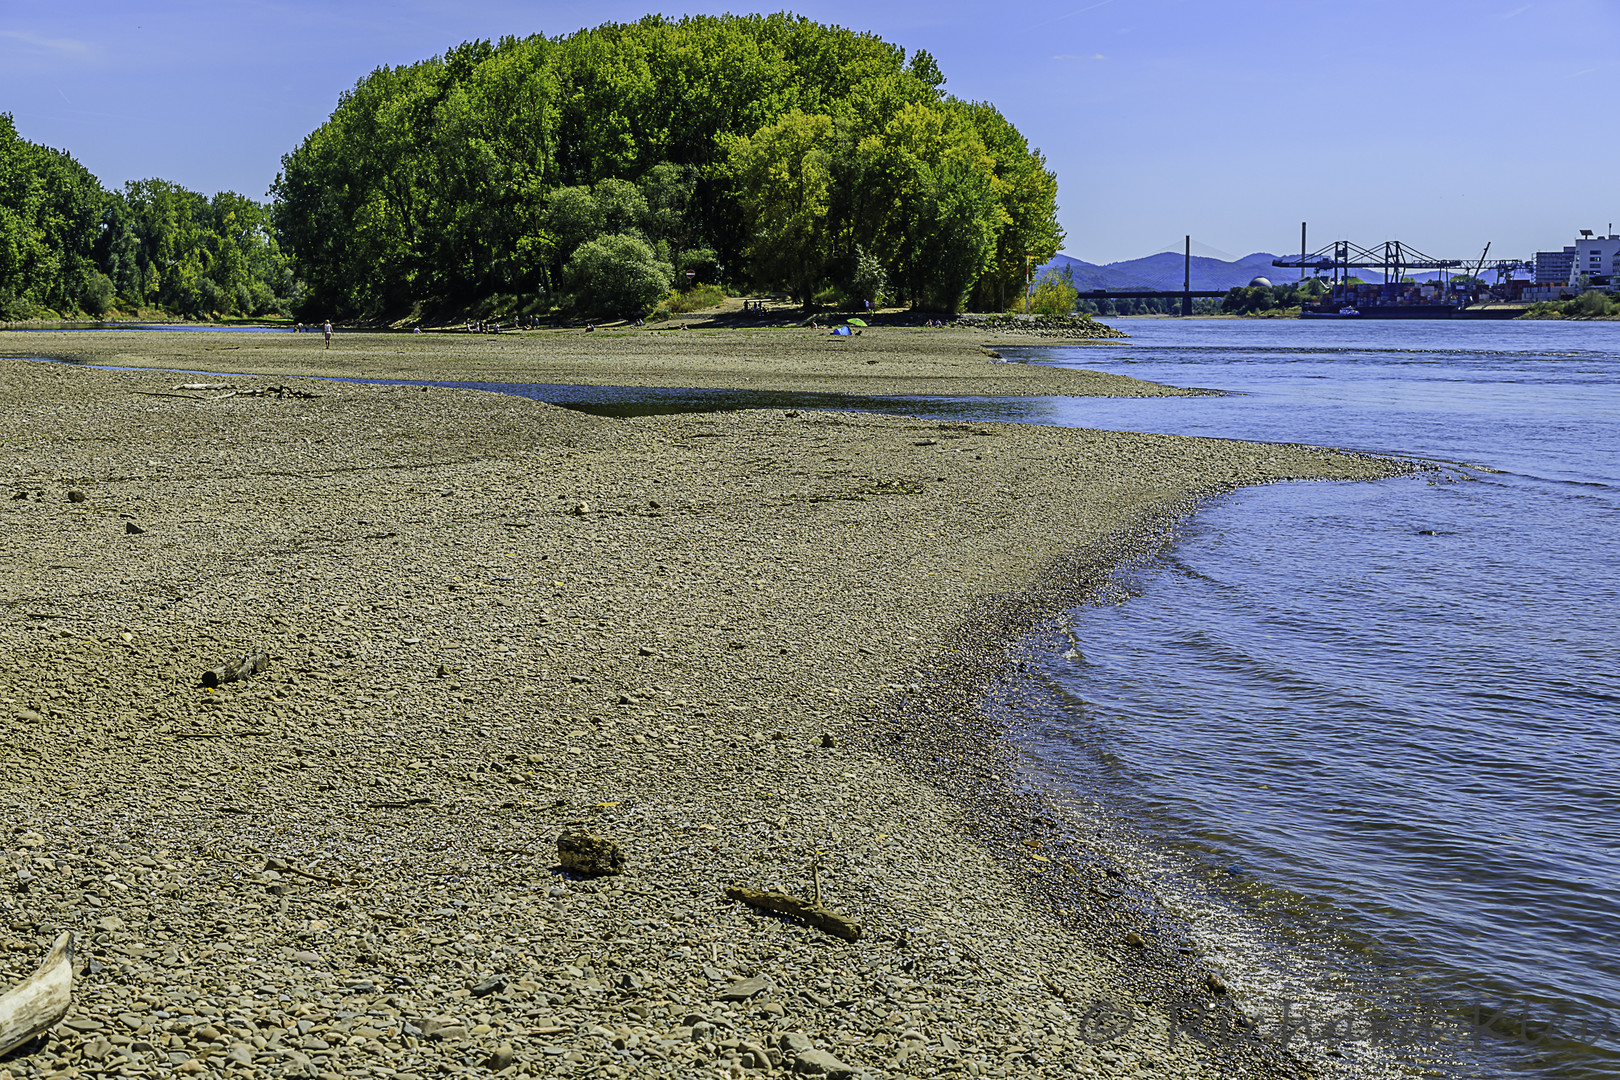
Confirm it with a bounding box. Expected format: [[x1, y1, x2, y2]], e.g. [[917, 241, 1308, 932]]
[[1040, 251, 1303, 292]]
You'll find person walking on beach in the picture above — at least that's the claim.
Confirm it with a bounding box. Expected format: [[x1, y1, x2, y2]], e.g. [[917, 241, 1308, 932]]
[[322, 320, 333, 349]]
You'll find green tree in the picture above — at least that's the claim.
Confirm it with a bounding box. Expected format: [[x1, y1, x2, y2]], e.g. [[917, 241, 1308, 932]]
[[725, 110, 840, 304], [957, 101, 1063, 312], [0, 113, 105, 316], [563, 232, 671, 317], [1028, 265, 1078, 315], [858, 102, 1000, 312], [1221, 284, 1276, 315], [269, 16, 1049, 317]]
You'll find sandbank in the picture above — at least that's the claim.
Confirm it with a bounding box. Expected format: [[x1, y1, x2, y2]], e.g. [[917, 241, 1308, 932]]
[[0, 337, 1414, 1079]]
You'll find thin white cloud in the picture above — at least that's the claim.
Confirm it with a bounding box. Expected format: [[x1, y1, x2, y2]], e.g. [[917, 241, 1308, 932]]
[[1054, 0, 1114, 22], [1500, 5, 1530, 17], [0, 29, 96, 60]]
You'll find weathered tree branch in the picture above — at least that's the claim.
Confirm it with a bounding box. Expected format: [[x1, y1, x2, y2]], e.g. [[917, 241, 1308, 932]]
[[724, 886, 861, 942], [0, 932, 73, 1057]]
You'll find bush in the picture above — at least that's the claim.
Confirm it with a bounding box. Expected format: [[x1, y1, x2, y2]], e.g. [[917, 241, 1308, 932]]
[[1570, 290, 1616, 318], [81, 273, 116, 317], [0, 289, 34, 322], [563, 233, 672, 319], [1026, 266, 1078, 315], [664, 282, 727, 314]]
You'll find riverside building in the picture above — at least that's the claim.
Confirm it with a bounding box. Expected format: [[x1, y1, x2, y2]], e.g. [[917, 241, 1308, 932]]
[[1533, 229, 1620, 289]]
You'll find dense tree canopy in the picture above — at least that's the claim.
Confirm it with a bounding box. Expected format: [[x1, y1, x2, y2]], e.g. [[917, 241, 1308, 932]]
[[273, 14, 1064, 317], [1, 16, 1063, 321], [0, 113, 299, 320], [0, 114, 105, 319]]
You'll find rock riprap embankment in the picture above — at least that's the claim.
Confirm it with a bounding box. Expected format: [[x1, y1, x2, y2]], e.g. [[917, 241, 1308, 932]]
[[0, 355, 1417, 1078]]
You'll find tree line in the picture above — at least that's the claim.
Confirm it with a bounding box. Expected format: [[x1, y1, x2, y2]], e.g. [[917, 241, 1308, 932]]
[[1, 15, 1063, 322], [272, 14, 1062, 318], [1219, 279, 1327, 315], [0, 114, 300, 321]]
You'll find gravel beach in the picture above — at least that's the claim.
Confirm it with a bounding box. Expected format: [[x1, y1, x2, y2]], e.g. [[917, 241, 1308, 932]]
[[0, 333, 1417, 1080]]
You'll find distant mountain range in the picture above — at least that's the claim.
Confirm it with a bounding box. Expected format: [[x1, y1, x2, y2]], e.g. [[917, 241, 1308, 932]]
[[1040, 250, 1456, 290], [1040, 251, 1306, 292]]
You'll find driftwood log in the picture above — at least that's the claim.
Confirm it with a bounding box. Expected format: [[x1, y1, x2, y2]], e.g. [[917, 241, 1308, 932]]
[[0, 932, 73, 1056], [201, 646, 269, 688], [724, 886, 861, 942]]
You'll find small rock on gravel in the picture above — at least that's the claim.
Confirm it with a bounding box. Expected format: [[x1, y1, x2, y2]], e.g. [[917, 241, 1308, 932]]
[[557, 826, 625, 875]]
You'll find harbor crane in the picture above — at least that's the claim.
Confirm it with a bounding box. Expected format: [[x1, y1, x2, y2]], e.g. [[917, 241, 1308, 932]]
[[1273, 240, 1461, 286], [1275, 240, 1533, 290]]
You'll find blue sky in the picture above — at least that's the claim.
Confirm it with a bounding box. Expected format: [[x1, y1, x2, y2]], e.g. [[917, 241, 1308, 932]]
[[3, 0, 1615, 265]]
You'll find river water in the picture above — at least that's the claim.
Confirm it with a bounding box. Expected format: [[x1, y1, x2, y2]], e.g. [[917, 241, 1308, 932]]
[[1000, 319, 1620, 1080]]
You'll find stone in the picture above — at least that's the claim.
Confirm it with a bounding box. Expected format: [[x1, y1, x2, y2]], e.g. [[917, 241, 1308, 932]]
[[777, 1033, 815, 1056], [417, 1017, 468, 1041], [1204, 972, 1227, 995], [818, 732, 837, 748], [470, 975, 507, 997], [557, 828, 624, 876], [126, 521, 146, 535], [81, 1037, 114, 1061], [738, 1041, 773, 1070], [485, 1045, 516, 1070], [793, 1047, 856, 1077], [718, 975, 773, 1001], [67, 490, 87, 503]]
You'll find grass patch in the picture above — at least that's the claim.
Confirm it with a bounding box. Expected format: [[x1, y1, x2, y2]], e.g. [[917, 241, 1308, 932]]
[[663, 283, 728, 315]]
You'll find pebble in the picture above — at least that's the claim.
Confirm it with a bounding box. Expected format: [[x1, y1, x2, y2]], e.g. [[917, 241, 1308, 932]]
[[0, 350, 1419, 1080], [718, 975, 773, 1001]]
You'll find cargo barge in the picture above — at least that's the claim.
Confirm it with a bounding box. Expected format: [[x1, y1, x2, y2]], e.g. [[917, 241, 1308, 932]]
[[1301, 280, 1467, 319]]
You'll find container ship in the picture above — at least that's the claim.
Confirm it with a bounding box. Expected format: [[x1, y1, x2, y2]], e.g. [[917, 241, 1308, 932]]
[[1300, 280, 1462, 319]]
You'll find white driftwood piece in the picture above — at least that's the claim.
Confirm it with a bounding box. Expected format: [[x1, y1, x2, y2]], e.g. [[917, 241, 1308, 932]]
[[0, 932, 73, 1056]]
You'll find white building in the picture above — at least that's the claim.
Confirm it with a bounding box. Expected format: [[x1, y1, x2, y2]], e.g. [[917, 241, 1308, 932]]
[[1537, 230, 1620, 288], [1574, 230, 1620, 287]]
